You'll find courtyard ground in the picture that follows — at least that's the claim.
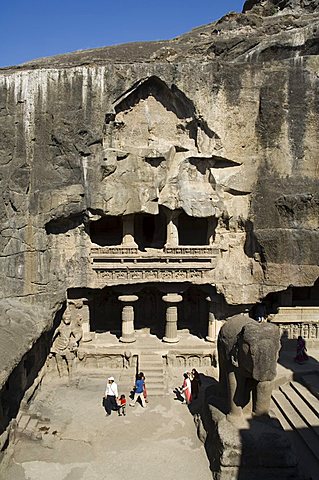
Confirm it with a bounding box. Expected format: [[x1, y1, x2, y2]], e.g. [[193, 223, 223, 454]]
[[1, 345, 319, 480], [0, 371, 212, 480]]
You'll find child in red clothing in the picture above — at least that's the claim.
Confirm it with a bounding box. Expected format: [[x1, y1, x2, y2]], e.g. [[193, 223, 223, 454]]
[[118, 394, 126, 416]]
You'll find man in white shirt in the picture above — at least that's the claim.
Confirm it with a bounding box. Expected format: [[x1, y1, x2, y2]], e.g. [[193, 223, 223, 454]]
[[104, 376, 119, 416]]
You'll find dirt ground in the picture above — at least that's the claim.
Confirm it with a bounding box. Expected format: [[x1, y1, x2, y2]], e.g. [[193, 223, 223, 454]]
[[0, 372, 212, 480]]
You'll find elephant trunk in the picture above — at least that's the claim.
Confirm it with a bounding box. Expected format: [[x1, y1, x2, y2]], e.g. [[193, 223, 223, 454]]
[[251, 343, 278, 383], [254, 380, 273, 416]]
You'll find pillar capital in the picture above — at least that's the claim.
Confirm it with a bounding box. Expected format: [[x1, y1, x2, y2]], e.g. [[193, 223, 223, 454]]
[[118, 295, 138, 304], [162, 293, 183, 304]]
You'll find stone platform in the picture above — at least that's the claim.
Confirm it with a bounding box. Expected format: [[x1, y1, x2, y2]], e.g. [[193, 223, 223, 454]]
[[77, 330, 216, 371]]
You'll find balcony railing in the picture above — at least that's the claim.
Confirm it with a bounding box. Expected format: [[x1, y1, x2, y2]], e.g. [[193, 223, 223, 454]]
[[90, 245, 219, 284]]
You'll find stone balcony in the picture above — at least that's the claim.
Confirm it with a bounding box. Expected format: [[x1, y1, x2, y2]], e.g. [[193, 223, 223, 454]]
[[90, 245, 219, 285], [269, 306, 319, 344]]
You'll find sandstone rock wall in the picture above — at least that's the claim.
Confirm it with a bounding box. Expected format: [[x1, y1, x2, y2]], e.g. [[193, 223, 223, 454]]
[[0, 5, 319, 383]]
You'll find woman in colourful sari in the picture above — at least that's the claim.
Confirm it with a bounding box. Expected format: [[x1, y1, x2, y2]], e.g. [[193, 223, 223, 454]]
[[181, 372, 192, 404], [295, 336, 308, 364]]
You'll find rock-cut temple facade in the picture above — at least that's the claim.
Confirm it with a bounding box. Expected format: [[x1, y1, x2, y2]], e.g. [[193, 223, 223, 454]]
[[0, 0, 319, 458]]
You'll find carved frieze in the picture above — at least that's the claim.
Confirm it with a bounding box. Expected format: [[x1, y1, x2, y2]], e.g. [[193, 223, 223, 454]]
[[164, 246, 219, 256], [91, 247, 139, 255], [90, 245, 218, 285], [95, 268, 213, 284], [77, 352, 138, 369], [165, 353, 214, 367], [276, 322, 319, 340]]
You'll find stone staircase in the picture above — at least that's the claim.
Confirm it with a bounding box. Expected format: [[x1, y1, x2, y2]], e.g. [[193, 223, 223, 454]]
[[271, 379, 319, 480], [15, 412, 51, 441], [138, 353, 166, 396]]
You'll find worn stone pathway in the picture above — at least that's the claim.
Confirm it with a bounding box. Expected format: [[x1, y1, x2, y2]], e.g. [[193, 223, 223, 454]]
[[0, 374, 211, 480]]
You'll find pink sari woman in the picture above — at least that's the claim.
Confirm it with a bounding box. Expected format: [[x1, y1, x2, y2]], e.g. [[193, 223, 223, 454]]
[[295, 336, 308, 364], [181, 373, 192, 404]]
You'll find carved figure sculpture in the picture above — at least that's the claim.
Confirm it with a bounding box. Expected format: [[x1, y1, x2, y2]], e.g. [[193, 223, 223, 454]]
[[50, 312, 82, 378], [218, 314, 280, 419]]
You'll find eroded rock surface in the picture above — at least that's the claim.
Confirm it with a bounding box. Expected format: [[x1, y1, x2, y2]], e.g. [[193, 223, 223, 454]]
[[243, 0, 319, 15]]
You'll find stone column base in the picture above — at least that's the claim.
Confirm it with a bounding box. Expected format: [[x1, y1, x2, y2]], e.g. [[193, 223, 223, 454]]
[[205, 336, 215, 343], [119, 335, 136, 343], [163, 336, 179, 344]]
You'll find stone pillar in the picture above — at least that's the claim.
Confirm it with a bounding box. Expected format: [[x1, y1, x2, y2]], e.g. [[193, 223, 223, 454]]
[[206, 297, 222, 342], [81, 299, 92, 341], [165, 211, 180, 247], [122, 214, 137, 247], [207, 218, 215, 245], [119, 295, 138, 343], [206, 297, 216, 342], [162, 293, 183, 343]]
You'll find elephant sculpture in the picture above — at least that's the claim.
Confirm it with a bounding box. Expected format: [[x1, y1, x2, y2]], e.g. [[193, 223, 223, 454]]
[[217, 314, 281, 419]]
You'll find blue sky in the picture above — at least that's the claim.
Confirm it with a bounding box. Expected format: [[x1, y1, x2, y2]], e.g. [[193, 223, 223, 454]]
[[0, 1, 244, 67]]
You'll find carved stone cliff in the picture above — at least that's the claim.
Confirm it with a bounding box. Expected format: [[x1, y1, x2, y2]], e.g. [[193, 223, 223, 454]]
[[0, 2, 319, 386]]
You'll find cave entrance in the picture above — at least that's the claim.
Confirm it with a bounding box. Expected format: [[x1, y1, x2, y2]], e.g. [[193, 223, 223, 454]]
[[178, 212, 211, 246], [89, 216, 122, 246], [264, 279, 319, 313], [180, 286, 209, 338], [134, 209, 166, 250], [67, 283, 210, 341]]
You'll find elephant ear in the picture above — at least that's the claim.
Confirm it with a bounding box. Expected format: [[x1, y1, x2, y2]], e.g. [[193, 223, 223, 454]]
[[242, 322, 281, 382]]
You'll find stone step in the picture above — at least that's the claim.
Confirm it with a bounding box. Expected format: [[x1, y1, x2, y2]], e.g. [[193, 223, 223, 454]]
[[17, 414, 31, 431], [145, 372, 165, 385], [146, 383, 165, 389], [301, 373, 319, 401], [290, 381, 319, 418], [139, 354, 166, 396], [270, 400, 319, 480], [139, 368, 163, 376], [270, 401, 292, 431], [139, 364, 164, 371], [24, 417, 39, 434], [272, 390, 319, 462], [140, 353, 164, 359], [279, 383, 319, 438], [139, 358, 164, 365], [280, 383, 319, 437]]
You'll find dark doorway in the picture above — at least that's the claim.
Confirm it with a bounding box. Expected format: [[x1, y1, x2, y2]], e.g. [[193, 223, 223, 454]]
[[68, 288, 122, 334], [134, 210, 166, 250], [178, 212, 208, 245], [263, 279, 319, 314], [89, 216, 122, 246], [134, 286, 166, 337], [180, 286, 208, 338]]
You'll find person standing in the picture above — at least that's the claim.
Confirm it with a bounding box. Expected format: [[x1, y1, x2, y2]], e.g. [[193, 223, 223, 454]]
[[130, 373, 146, 407], [104, 376, 119, 416], [118, 394, 127, 416], [190, 369, 201, 401], [181, 372, 192, 404], [295, 336, 309, 364], [139, 372, 148, 403]]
